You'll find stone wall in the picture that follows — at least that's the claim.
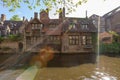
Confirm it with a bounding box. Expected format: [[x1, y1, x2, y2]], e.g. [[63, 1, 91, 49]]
[[0, 41, 19, 53]]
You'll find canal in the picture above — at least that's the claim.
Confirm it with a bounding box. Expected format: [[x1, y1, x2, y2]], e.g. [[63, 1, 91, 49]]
[[0, 54, 120, 80], [35, 55, 120, 80]]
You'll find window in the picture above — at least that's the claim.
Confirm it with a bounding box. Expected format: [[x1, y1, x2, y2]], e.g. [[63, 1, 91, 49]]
[[82, 24, 88, 29], [86, 36, 92, 45], [82, 36, 86, 45], [35, 24, 37, 29], [32, 23, 43, 30], [69, 35, 79, 45], [82, 36, 92, 45], [69, 23, 76, 30], [49, 36, 60, 41]]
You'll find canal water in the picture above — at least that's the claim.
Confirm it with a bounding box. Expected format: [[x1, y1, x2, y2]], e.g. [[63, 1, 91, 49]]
[[35, 55, 120, 80], [0, 54, 120, 80]]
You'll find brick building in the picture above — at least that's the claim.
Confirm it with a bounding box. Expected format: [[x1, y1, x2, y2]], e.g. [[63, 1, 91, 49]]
[[0, 14, 24, 37], [24, 8, 97, 53]]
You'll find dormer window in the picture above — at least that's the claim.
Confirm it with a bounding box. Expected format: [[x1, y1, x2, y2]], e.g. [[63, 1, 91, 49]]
[[82, 24, 88, 29], [69, 23, 76, 30]]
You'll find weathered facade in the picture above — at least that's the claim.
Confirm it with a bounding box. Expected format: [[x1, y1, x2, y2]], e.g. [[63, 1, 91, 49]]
[[24, 8, 97, 53]]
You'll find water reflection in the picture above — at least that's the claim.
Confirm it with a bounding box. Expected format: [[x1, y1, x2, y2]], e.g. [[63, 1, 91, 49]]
[[34, 55, 120, 80]]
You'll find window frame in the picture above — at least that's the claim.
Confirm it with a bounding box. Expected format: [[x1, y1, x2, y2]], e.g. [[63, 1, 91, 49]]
[[69, 35, 79, 45]]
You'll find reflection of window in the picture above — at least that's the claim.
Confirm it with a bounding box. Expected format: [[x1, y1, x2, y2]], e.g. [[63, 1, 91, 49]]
[[69, 35, 79, 45]]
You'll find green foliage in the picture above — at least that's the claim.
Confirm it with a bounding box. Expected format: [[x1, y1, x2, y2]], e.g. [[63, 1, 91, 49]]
[[109, 31, 119, 37], [10, 15, 21, 21], [8, 34, 22, 41], [91, 33, 97, 53], [0, 37, 4, 43], [92, 33, 97, 44], [100, 43, 120, 54], [1, 0, 87, 13]]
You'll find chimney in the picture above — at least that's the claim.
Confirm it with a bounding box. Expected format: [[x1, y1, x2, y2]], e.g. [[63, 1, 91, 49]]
[[23, 16, 25, 21], [1, 14, 6, 21], [34, 12, 38, 18]]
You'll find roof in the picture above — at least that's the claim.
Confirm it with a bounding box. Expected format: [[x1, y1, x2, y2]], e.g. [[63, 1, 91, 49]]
[[48, 19, 60, 25], [62, 18, 97, 33], [46, 22, 63, 35], [100, 31, 112, 41], [3, 20, 23, 29], [103, 6, 120, 18]]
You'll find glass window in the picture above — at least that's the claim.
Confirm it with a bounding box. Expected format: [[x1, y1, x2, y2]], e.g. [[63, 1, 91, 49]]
[[82, 36, 92, 45], [86, 36, 92, 45], [82, 36, 86, 45], [69, 35, 79, 45], [82, 24, 88, 29]]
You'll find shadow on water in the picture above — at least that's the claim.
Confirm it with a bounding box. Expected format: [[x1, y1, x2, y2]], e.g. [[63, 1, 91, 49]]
[[47, 53, 96, 67], [0, 52, 97, 69], [101, 53, 120, 58]]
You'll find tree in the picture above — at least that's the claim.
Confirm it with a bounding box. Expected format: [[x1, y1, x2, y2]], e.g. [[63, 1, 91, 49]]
[[10, 15, 21, 21], [0, 0, 87, 14]]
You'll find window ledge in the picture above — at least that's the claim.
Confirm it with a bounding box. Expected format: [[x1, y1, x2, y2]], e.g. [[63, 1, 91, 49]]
[[84, 45, 93, 48]]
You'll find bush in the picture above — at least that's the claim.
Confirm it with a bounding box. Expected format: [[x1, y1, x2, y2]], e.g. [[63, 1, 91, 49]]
[[8, 34, 22, 41], [100, 42, 120, 54], [0, 37, 4, 43]]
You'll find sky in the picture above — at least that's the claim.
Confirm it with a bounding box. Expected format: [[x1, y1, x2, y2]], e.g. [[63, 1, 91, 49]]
[[0, 0, 120, 20]]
